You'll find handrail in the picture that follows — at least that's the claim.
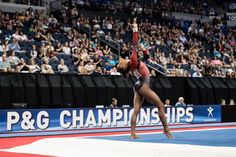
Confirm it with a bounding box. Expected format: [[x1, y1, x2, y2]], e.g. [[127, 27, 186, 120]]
[[78, 23, 120, 55], [79, 25, 92, 40], [144, 60, 168, 76], [99, 35, 121, 56], [50, 0, 61, 12]]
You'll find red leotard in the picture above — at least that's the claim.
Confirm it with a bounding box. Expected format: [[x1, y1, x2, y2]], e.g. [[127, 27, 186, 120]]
[[130, 32, 150, 84]]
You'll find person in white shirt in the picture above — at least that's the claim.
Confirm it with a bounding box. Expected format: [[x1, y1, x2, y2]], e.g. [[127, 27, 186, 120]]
[[41, 58, 54, 74], [62, 42, 71, 55], [12, 30, 28, 41], [8, 51, 20, 66], [26, 59, 40, 73], [19, 31, 28, 41], [48, 14, 58, 24], [30, 45, 38, 59], [192, 69, 203, 77], [12, 30, 22, 41], [229, 98, 235, 106], [110, 67, 121, 75], [175, 97, 186, 107], [106, 22, 113, 30], [1, 40, 9, 52], [0, 54, 11, 72], [58, 59, 69, 73], [164, 99, 171, 107], [160, 52, 168, 65]]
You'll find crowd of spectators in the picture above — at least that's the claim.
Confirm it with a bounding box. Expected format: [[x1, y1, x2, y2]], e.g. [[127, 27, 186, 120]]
[[74, 0, 218, 16], [74, 1, 235, 77], [2, 0, 44, 6], [0, 0, 235, 78], [0, 7, 120, 75]]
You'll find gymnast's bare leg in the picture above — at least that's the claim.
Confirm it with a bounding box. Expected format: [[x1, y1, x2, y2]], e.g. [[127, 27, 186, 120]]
[[137, 84, 173, 138], [130, 90, 144, 139]]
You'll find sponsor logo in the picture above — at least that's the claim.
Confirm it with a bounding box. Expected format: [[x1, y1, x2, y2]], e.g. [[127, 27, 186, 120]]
[[207, 107, 214, 118]]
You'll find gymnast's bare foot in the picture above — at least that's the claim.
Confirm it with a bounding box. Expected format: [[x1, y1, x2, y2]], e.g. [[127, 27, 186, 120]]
[[163, 130, 174, 139], [130, 133, 139, 139]]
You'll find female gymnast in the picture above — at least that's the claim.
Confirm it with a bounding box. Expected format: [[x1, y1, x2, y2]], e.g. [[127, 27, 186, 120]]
[[117, 18, 173, 139]]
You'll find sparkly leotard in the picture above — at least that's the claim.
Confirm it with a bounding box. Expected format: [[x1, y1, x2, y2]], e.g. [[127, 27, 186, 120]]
[[130, 31, 150, 91]]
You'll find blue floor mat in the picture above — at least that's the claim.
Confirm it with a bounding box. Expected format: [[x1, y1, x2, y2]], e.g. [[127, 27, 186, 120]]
[[91, 129, 236, 147]]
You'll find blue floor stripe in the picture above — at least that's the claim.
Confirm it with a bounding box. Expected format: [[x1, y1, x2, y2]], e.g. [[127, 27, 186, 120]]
[[91, 128, 236, 147]]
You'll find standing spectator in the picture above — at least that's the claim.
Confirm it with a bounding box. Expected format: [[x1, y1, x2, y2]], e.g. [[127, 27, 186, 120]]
[[175, 97, 186, 107]]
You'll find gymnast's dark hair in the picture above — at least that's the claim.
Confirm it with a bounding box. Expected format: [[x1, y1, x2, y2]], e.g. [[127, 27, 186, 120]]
[[117, 63, 130, 78]]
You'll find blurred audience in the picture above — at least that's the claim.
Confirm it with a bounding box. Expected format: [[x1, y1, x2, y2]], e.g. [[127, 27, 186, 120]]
[[0, 1, 235, 77]]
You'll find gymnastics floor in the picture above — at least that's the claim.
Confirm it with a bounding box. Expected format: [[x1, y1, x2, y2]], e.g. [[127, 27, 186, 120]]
[[0, 122, 236, 157]]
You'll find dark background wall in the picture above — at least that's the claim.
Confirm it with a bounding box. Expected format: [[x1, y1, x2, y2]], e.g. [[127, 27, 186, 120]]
[[222, 106, 236, 122], [0, 73, 235, 109]]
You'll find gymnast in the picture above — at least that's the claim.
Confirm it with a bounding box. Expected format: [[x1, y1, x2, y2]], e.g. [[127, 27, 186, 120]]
[[117, 18, 173, 139]]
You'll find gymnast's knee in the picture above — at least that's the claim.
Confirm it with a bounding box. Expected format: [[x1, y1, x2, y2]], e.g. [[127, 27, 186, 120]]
[[133, 109, 140, 115]]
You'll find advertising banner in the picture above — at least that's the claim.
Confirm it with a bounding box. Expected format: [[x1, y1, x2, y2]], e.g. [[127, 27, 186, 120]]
[[226, 12, 236, 27], [0, 105, 221, 133]]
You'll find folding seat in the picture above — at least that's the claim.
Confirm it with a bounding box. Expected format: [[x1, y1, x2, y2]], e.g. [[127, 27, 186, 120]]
[[56, 53, 64, 60]]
